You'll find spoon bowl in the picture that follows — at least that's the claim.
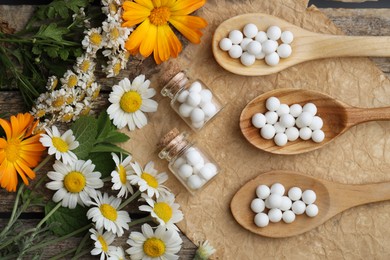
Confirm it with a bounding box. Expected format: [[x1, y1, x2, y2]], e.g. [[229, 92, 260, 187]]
[[240, 88, 390, 155], [230, 171, 390, 238], [212, 13, 390, 76]]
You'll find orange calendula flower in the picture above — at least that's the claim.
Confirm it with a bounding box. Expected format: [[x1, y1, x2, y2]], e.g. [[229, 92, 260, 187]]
[[0, 113, 45, 192], [122, 0, 207, 64]]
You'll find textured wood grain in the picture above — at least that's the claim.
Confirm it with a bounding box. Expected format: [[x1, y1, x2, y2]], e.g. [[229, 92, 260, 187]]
[[230, 171, 390, 238]]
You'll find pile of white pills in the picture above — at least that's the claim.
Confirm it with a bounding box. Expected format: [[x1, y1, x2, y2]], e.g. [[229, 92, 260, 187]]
[[177, 81, 218, 130], [219, 24, 294, 67], [251, 96, 325, 146], [251, 183, 319, 227], [173, 147, 218, 191]]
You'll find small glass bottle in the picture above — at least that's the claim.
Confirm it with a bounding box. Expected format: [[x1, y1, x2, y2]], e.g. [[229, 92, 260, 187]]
[[158, 128, 220, 194], [161, 71, 223, 131]]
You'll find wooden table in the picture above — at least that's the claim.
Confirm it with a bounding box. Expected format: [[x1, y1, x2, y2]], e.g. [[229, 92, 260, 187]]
[[1, 2, 389, 259]]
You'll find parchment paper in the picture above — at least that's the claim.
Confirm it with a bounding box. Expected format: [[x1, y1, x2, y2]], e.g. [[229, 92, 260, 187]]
[[123, 0, 390, 258]]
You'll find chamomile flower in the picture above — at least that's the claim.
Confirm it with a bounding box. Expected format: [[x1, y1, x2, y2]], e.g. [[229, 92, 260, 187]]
[[82, 27, 105, 55], [103, 56, 123, 78], [46, 75, 58, 90], [111, 153, 134, 198], [60, 70, 79, 88], [87, 191, 131, 237], [126, 223, 182, 260], [102, 17, 131, 50], [40, 126, 79, 164], [107, 75, 158, 131], [108, 247, 127, 260], [128, 161, 169, 198], [194, 240, 216, 260], [90, 227, 116, 260], [46, 159, 103, 209], [102, 0, 122, 18], [139, 193, 183, 231], [74, 54, 96, 75]]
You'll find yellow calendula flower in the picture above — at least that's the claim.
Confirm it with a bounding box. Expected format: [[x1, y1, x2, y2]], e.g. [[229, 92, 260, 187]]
[[121, 0, 207, 64]]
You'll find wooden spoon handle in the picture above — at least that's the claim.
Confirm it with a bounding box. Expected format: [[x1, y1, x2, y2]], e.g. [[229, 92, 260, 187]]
[[345, 107, 390, 127], [308, 34, 390, 58]]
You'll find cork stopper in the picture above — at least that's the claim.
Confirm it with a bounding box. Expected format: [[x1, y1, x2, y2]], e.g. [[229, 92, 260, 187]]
[[158, 61, 182, 87], [158, 128, 189, 161], [158, 128, 180, 149]]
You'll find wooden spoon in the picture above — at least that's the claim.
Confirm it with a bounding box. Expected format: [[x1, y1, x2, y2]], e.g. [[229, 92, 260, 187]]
[[230, 171, 390, 238], [212, 13, 390, 76], [240, 88, 390, 155]]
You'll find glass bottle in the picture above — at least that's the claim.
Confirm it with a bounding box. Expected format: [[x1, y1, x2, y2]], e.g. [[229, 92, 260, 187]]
[[158, 128, 220, 194], [161, 71, 223, 131]]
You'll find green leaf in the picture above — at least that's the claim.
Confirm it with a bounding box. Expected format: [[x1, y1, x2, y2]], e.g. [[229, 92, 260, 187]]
[[31, 45, 42, 56], [103, 132, 130, 143], [71, 116, 98, 160], [89, 152, 115, 178], [96, 111, 112, 141], [35, 24, 69, 42], [73, 47, 83, 58], [90, 143, 130, 155], [45, 202, 89, 237], [58, 48, 69, 60], [67, 0, 90, 13], [44, 46, 59, 58]]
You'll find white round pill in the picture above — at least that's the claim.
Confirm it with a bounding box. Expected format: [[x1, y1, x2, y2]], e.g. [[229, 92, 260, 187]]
[[240, 52, 256, 67], [189, 81, 202, 93], [260, 124, 276, 140], [186, 92, 201, 107], [186, 150, 202, 166], [262, 40, 278, 54], [291, 200, 306, 215], [285, 127, 299, 141], [276, 104, 290, 116], [240, 38, 253, 51], [303, 103, 317, 116], [267, 194, 282, 209], [282, 210, 296, 223], [187, 175, 203, 190], [243, 23, 258, 38], [254, 212, 269, 227], [228, 45, 243, 59], [247, 41, 262, 55], [280, 196, 292, 211], [288, 187, 302, 201], [252, 113, 266, 128], [179, 103, 194, 117], [279, 114, 295, 128], [192, 121, 204, 129], [219, 37, 232, 51], [268, 208, 283, 223], [281, 31, 294, 44], [310, 116, 323, 131], [270, 183, 285, 196], [256, 184, 270, 199], [193, 162, 204, 174], [199, 89, 213, 104], [265, 52, 280, 66], [274, 133, 288, 146], [277, 43, 292, 58], [228, 30, 243, 44], [273, 122, 286, 134], [201, 102, 217, 119], [299, 127, 312, 140], [312, 129, 325, 143], [255, 51, 266, 60], [267, 25, 282, 41], [266, 97, 280, 111], [173, 157, 186, 169], [265, 111, 278, 124], [251, 198, 265, 213], [178, 164, 193, 179], [190, 108, 205, 123], [305, 204, 319, 217], [255, 31, 268, 43], [199, 165, 217, 181], [297, 112, 313, 127], [177, 90, 189, 103], [289, 104, 302, 118], [302, 190, 317, 204]]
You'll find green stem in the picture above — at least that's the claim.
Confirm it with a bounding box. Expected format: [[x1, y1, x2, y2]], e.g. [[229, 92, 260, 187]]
[[71, 249, 90, 260], [118, 190, 141, 210], [34, 154, 53, 173], [101, 176, 111, 182], [129, 215, 153, 228], [36, 202, 61, 230], [0, 227, 37, 251], [48, 247, 77, 260], [0, 184, 25, 238], [74, 230, 90, 256]]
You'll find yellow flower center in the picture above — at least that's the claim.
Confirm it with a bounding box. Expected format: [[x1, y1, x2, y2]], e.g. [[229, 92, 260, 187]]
[[61, 113, 73, 122], [93, 88, 100, 99], [80, 60, 91, 73], [4, 139, 20, 163], [153, 202, 173, 223], [66, 95, 75, 104], [51, 78, 58, 90], [81, 106, 91, 116], [52, 137, 69, 152], [53, 96, 65, 108], [113, 62, 121, 76], [68, 74, 78, 88], [111, 27, 119, 40], [97, 235, 108, 252], [64, 171, 86, 193], [100, 204, 118, 221], [118, 165, 127, 184], [143, 238, 166, 257], [119, 91, 142, 113], [141, 172, 158, 188], [149, 7, 171, 26], [109, 3, 117, 13], [90, 32, 102, 45], [36, 109, 46, 118]]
